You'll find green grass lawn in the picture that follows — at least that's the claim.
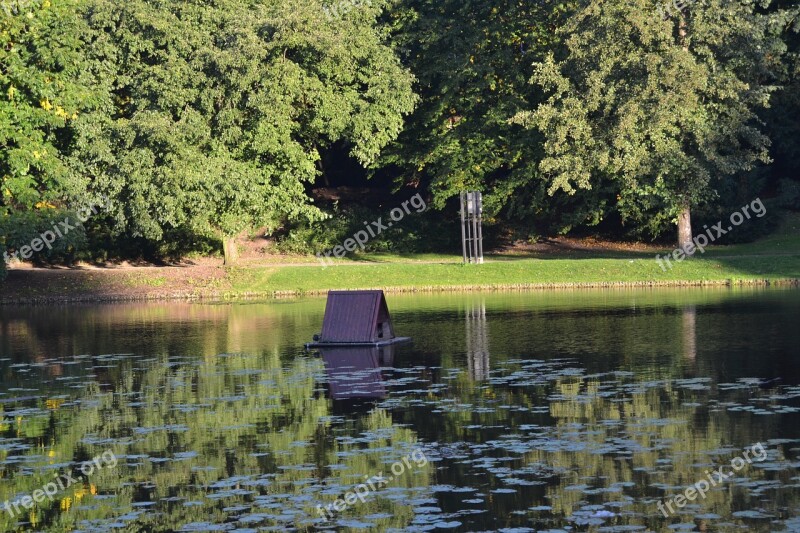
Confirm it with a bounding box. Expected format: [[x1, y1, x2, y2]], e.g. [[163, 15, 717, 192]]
[[7, 214, 797, 303], [228, 213, 800, 295], [230, 255, 800, 294]]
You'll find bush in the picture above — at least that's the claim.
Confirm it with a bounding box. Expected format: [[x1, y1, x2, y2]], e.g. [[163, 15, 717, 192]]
[[692, 197, 780, 244], [274, 202, 462, 256], [81, 226, 219, 264], [777, 179, 800, 210], [0, 209, 88, 265]]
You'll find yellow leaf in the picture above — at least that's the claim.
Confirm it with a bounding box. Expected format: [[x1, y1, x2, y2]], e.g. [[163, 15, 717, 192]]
[[40, 99, 53, 111]]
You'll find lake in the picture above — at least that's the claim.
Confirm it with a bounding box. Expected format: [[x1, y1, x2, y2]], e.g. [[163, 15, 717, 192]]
[[1, 288, 800, 532]]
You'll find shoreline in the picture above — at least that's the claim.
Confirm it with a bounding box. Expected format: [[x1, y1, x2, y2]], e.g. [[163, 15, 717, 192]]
[[2, 277, 798, 305]]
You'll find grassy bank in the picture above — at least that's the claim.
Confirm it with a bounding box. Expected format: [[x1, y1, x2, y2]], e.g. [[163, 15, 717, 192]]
[[222, 214, 800, 296], [2, 215, 799, 303], [228, 254, 800, 296]]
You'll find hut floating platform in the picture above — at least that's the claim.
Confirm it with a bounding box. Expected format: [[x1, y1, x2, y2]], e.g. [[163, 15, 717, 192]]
[[305, 290, 411, 349]]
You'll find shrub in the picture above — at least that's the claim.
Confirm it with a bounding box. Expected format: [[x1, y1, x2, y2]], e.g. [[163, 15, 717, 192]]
[[777, 178, 800, 210], [0, 210, 88, 265], [692, 197, 780, 244], [273, 203, 461, 255]]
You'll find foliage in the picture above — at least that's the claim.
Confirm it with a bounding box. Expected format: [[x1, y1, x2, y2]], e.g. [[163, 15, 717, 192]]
[[383, 0, 576, 222], [514, 0, 786, 241], [71, 0, 416, 261], [778, 178, 800, 210], [0, 208, 88, 264], [0, 0, 799, 271], [0, 0, 106, 215], [274, 202, 461, 254], [763, 1, 800, 184]]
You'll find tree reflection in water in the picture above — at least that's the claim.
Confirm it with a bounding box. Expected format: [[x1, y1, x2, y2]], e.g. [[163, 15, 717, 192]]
[[1, 289, 800, 530]]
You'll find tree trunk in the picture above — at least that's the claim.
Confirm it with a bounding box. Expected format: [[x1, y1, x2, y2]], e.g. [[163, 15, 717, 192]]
[[676, 15, 694, 256], [678, 206, 694, 255], [223, 236, 239, 266]]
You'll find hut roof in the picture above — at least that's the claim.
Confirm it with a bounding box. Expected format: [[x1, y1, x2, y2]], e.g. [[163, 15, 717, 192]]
[[320, 290, 395, 344]]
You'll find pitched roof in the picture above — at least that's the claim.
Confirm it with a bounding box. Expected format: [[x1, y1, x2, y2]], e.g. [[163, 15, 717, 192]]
[[320, 290, 395, 343]]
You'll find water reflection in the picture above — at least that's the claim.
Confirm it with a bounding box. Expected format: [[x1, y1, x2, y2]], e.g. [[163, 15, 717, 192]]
[[683, 304, 697, 362], [465, 300, 490, 381], [319, 346, 395, 401], [0, 288, 799, 531], [0, 351, 433, 532]]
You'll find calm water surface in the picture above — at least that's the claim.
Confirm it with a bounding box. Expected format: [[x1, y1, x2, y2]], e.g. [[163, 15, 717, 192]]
[[1, 288, 800, 532]]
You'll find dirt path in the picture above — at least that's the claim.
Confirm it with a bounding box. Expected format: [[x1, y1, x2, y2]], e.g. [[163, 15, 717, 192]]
[[1, 258, 229, 303]]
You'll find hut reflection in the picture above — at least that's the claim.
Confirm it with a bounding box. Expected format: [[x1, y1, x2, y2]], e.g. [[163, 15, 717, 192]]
[[319, 345, 395, 401]]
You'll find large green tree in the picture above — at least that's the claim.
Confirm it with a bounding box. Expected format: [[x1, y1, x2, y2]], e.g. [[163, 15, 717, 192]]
[[72, 0, 416, 264], [1, 0, 104, 274], [0, 0, 103, 214], [1, 0, 109, 276], [384, 0, 593, 232], [764, 1, 800, 202], [514, 0, 787, 249]]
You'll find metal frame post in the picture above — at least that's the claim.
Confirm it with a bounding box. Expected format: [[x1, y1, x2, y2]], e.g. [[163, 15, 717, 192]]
[[476, 192, 484, 264], [460, 192, 468, 263], [460, 190, 484, 264]]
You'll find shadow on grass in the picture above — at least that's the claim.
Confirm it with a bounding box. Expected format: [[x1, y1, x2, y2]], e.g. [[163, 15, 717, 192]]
[[1, 269, 127, 303]]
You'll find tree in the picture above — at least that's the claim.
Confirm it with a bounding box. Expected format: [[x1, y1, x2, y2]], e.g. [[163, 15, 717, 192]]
[[1, 0, 107, 273], [0, 0, 100, 215], [384, 0, 588, 233], [72, 0, 416, 264], [764, 1, 800, 202], [514, 0, 785, 250]]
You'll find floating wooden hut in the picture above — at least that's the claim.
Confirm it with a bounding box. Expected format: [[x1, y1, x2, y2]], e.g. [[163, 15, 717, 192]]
[[305, 290, 411, 348]]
